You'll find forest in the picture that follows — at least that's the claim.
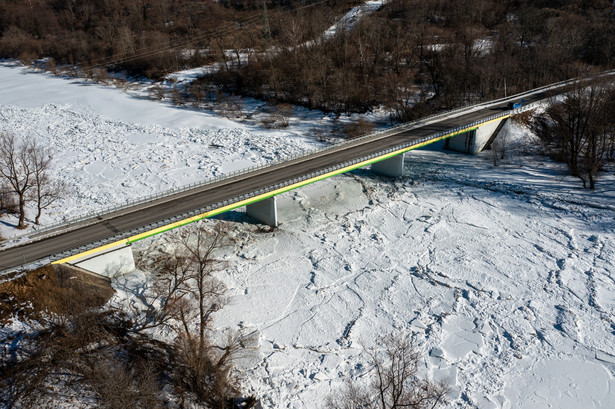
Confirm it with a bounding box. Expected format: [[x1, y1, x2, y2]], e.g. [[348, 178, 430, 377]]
[[1, 0, 614, 119]]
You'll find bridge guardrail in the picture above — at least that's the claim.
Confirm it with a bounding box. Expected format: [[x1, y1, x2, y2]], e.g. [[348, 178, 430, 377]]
[[0, 107, 559, 273], [1, 105, 490, 243], [4, 69, 615, 247]]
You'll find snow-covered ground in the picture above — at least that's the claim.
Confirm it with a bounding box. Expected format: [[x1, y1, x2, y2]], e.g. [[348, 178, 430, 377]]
[[2, 60, 615, 409], [0, 61, 327, 237], [323, 0, 386, 38], [129, 141, 615, 409], [135, 142, 615, 409]]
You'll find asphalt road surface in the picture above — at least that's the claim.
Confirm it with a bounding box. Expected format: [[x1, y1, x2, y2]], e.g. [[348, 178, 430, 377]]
[[1, 74, 612, 273]]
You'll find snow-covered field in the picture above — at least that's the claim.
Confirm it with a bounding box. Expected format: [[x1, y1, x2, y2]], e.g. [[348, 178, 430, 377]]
[[2, 61, 615, 409]]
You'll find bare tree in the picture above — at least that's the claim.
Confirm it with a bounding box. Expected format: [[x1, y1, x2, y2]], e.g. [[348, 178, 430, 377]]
[[531, 84, 615, 189], [132, 224, 228, 333], [583, 87, 615, 189], [133, 223, 248, 406], [0, 133, 64, 227], [29, 145, 65, 224], [170, 224, 241, 407], [129, 251, 194, 332], [327, 335, 448, 409], [0, 133, 34, 229]]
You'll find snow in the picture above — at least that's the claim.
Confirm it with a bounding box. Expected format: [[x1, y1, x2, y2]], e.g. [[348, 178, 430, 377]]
[[0, 61, 236, 131], [2, 60, 615, 409], [324, 1, 386, 38], [504, 359, 615, 409], [0, 61, 323, 236], [167, 50, 254, 84], [166, 65, 212, 84], [134, 127, 615, 408]]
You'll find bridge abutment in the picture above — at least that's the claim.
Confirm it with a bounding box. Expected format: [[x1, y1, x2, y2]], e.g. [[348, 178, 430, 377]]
[[371, 154, 404, 177], [69, 243, 136, 278], [246, 197, 278, 227], [445, 118, 509, 154]]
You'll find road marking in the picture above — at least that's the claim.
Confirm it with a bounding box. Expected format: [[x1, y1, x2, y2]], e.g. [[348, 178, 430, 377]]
[[53, 117, 508, 264], [52, 239, 129, 264]]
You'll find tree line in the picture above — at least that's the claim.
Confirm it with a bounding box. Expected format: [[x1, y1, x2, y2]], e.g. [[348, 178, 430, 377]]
[[0, 0, 356, 79], [205, 0, 615, 118], [3, 0, 613, 117], [0, 132, 65, 230]]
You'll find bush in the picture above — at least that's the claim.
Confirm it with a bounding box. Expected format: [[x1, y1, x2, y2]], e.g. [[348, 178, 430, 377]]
[[343, 118, 375, 139], [0, 225, 250, 408], [327, 334, 448, 409]]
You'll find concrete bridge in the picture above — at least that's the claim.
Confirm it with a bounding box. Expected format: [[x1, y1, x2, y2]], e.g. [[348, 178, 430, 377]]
[[1, 72, 614, 276]]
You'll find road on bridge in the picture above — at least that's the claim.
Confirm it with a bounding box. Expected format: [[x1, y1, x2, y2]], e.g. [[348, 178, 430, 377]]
[[0, 74, 612, 273]]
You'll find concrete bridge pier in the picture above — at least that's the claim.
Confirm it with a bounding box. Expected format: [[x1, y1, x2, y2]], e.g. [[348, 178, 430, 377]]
[[371, 154, 404, 177], [445, 117, 509, 154], [246, 197, 278, 227], [68, 243, 136, 278]]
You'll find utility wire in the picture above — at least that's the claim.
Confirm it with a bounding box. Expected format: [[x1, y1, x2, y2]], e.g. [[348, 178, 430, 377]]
[[84, 0, 333, 71]]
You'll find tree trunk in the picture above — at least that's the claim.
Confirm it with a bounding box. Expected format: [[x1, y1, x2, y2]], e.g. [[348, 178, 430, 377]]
[[35, 203, 42, 225], [17, 195, 27, 229], [589, 173, 595, 190]]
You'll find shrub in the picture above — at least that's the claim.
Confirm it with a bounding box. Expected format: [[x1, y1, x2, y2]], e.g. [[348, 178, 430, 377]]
[[343, 118, 375, 139], [327, 334, 449, 409]]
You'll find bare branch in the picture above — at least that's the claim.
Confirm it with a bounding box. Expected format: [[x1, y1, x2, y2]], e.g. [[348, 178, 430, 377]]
[[327, 334, 449, 409], [0, 133, 35, 229]]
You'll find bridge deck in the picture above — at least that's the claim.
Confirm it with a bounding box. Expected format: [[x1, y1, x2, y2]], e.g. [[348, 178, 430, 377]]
[[0, 74, 610, 273]]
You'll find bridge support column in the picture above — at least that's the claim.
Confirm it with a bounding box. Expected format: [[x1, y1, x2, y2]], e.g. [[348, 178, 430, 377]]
[[246, 197, 278, 227], [371, 154, 404, 177], [70, 243, 135, 278], [445, 118, 509, 154]]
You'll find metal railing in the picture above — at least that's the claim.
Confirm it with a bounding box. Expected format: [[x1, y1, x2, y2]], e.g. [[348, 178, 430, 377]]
[[0, 100, 588, 274], [4, 69, 615, 249]]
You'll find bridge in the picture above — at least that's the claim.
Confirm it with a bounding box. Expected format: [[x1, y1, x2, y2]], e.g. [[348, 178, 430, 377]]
[[1, 72, 613, 276]]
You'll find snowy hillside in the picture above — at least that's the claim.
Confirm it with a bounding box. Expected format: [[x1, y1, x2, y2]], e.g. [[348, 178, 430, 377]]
[[1, 60, 615, 409], [323, 0, 386, 38]]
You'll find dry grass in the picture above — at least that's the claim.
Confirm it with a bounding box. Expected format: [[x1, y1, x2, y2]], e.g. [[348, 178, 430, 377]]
[[511, 108, 537, 128], [343, 118, 375, 139], [0, 264, 114, 324]]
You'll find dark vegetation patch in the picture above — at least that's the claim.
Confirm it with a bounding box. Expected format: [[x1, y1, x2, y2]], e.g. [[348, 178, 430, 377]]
[[0, 0, 357, 79], [0, 264, 114, 324], [202, 0, 615, 117], [2, 1, 614, 119], [1, 225, 252, 408]]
